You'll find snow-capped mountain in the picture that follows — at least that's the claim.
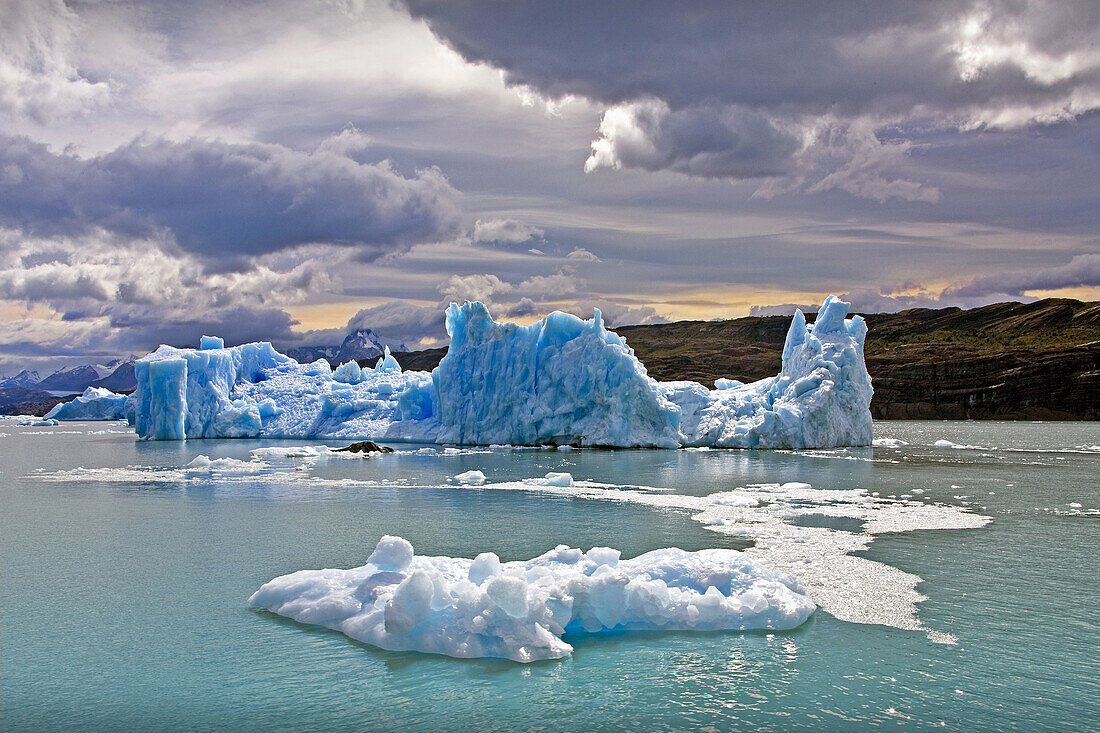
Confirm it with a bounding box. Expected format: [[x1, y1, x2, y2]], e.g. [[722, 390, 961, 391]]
[[336, 329, 408, 364], [36, 364, 111, 392], [286, 329, 408, 365], [0, 370, 41, 389], [33, 359, 136, 393], [94, 359, 137, 392]]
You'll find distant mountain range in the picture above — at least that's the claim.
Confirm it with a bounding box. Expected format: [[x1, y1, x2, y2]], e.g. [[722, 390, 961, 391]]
[[0, 359, 137, 394], [284, 329, 408, 365]]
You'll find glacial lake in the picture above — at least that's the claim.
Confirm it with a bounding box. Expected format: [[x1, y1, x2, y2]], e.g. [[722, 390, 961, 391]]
[[2, 420, 1097, 731]]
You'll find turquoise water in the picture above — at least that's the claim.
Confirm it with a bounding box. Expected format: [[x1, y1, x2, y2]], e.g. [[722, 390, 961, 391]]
[[2, 421, 1097, 731]]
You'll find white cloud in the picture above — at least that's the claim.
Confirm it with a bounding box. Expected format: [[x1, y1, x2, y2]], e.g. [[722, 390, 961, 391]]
[[438, 273, 511, 303], [0, 0, 110, 124], [410, 0, 1100, 198], [471, 218, 544, 245], [0, 228, 342, 366], [565, 248, 601, 262]]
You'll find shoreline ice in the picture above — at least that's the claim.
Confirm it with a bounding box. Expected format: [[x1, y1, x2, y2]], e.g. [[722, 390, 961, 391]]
[[122, 295, 873, 449]]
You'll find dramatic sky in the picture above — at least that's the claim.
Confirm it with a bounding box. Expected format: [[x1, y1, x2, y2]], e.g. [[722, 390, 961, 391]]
[[2, 0, 1098, 371]]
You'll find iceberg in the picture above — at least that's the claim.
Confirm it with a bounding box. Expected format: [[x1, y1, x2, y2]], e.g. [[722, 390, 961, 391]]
[[249, 535, 815, 662], [672, 296, 873, 448], [129, 296, 873, 448], [44, 386, 129, 421]]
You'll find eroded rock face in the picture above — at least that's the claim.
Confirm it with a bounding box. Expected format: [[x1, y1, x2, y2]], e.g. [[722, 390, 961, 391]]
[[334, 441, 395, 454], [868, 345, 1100, 420]]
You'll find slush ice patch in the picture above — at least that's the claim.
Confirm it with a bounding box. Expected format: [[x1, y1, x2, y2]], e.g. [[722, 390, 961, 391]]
[[250, 446, 323, 460], [466, 476, 989, 642]]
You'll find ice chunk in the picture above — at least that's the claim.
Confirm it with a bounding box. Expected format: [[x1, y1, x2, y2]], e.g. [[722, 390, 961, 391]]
[[934, 439, 988, 450], [452, 470, 487, 485], [132, 341, 290, 440], [468, 552, 501, 584], [375, 346, 402, 373], [45, 386, 129, 421], [200, 335, 224, 350], [250, 536, 815, 662], [367, 535, 414, 571], [676, 296, 873, 449], [384, 571, 435, 633], [529, 471, 574, 487], [129, 296, 872, 449], [187, 455, 254, 471], [586, 547, 621, 567], [249, 446, 321, 459], [332, 360, 364, 384], [486, 575, 530, 618]]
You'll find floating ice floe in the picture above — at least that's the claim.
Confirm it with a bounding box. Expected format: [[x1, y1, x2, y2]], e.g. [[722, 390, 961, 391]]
[[0, 415, 59, 426], [249, 446, 324, 460], [44, 386, 129, 421], [249, 535, 815, 662], [187, 455, 256, 471], [452, 470, 487, 485], [452, 475, 990, 643], [933, 439, 991, 450], [127, 296, 873, 449], [34, 453, 990, 643]]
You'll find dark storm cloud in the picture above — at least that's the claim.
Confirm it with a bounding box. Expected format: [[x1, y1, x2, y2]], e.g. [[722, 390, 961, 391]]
[[0, 304, 300, 361], [106, 304, 301, 351], [402, 0, 1096, 114], [403, 0, 1100, 190], [585, 102, 800, 179], [0, 134, 462, 259]]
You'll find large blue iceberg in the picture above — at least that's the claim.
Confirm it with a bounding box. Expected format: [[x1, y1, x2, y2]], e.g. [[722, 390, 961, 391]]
[[128, 296, 873, 448]]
